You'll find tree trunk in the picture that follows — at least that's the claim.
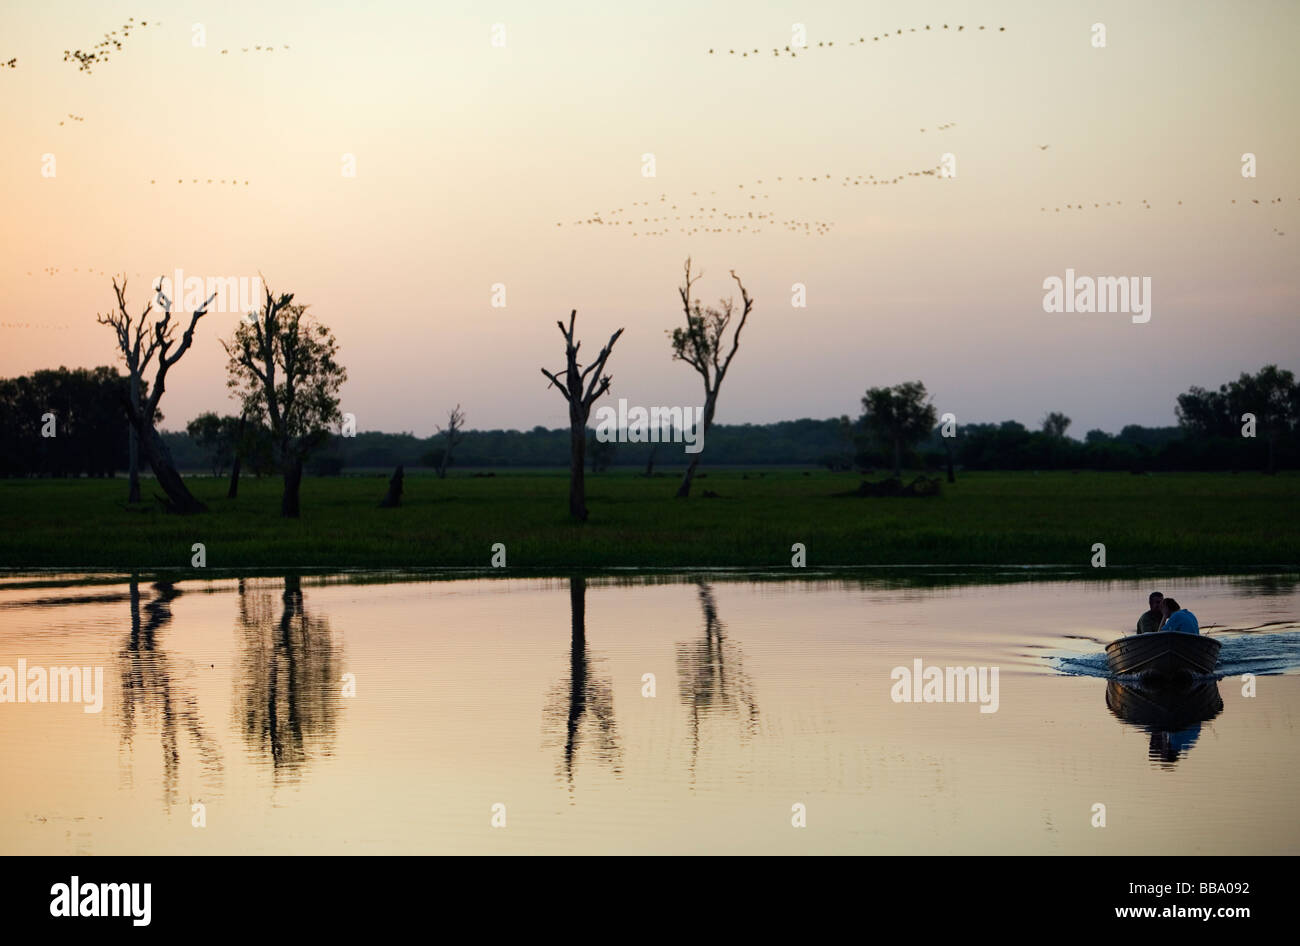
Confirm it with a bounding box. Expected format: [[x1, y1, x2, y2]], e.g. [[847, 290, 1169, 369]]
[[675, 392, 716, 499], [644, 443, 659, 477], [227, 412, 246, 499], [127, 374, 141, 503], [378, 464, 404, 507], [568, 406, 588, 521], [281, 456, 303, 518], [136, 422, 207, 514]]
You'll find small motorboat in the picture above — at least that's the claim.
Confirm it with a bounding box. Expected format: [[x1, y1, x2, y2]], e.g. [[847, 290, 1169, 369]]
[[1105, 631, 1221, 681]]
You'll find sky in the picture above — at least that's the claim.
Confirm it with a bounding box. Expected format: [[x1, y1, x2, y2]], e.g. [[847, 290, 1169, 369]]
[[1, 0, 1297, 437]]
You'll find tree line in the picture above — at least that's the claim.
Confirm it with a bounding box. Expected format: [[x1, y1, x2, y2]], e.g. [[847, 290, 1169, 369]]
[[0, 260, 1295, 523]]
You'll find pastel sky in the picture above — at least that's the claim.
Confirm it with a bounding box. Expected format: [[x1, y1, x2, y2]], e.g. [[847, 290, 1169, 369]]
[[2, 0, 1297, 436]]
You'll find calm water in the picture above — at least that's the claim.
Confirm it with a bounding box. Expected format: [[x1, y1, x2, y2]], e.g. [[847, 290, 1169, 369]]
[[1, 571, 1297, 855]]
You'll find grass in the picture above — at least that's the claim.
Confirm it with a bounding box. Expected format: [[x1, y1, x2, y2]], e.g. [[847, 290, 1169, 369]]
[[0, 469, 1296, 572]]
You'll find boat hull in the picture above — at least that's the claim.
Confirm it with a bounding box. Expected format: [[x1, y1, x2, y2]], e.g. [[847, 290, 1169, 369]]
[[1105, 632, 1221, 680]]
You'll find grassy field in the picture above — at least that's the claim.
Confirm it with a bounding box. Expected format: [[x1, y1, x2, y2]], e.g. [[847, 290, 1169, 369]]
[[0, 469, 1295, 572]]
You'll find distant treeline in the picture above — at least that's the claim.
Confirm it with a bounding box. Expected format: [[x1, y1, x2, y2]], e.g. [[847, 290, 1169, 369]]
[[2, 365, 1297, 477], [0, 367, 135, 477]]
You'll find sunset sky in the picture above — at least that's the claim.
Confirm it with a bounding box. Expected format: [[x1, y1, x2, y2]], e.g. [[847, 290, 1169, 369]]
[[2, 0, 1297, 436]]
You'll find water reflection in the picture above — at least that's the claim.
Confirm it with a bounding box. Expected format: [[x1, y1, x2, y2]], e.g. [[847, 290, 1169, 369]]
[[1105, 679, 1225, 768], [675, 582, 760, 780], [118, 579, 223, 807], [542, 576, 621, 793], [234, 576, 341, 782]]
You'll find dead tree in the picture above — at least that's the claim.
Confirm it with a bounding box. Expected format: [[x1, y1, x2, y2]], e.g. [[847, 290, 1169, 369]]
[[97, 277, 215, 513], [436, 405, 465, 479], [378, 464, 404, 507], [540, 311, 624, 521], [669, 259, 753, 498], [644, 443, 659, 477]]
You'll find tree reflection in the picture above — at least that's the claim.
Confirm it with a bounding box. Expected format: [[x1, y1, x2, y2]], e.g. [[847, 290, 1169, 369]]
[[118, 578, 223, 808], [234, 576, 341, 781], [676, 582, 759, 780], [542, 576, 621, 794]]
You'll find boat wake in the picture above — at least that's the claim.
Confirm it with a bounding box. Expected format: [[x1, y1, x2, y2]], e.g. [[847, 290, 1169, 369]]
[[1053, 629, 1300, 679]]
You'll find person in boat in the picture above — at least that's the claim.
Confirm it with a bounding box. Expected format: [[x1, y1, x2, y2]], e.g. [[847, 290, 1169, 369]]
[[1136, 591, 1164, 634], [1158, 597, 1200, 634]]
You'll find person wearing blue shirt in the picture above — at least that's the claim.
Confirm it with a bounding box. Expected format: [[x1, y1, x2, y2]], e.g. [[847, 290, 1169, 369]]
[[1159, 597, 1199, 634]]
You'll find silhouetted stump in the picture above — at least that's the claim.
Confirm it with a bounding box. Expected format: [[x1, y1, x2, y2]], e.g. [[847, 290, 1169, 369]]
[[378, 465, 404, 508]]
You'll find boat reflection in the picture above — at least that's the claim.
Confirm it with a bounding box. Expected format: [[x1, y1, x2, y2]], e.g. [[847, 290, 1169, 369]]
[[1105, 678, 1224, 768]]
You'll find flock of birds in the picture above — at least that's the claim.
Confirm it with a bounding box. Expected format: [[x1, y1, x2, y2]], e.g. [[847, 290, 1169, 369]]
[[27, 267, 118, 277], [58, 114, 85, 127], [148, 178, 251, 185], [558, 201, 834, 238], [1037, 196, 1293, 235], [63, 17, 160, 73], [556, 161, 945, 236], [0, 321, 74, 331], [709, 24, 1005, 57], [1, 58, 16, 70], [219, 45, 290, 55]]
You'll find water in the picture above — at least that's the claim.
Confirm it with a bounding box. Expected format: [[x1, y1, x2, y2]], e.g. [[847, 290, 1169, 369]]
[[1, 571, 1297, 855]]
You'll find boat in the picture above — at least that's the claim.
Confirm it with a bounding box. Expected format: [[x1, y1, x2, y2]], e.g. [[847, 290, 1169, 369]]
[[1104, 631, 1221, 681]]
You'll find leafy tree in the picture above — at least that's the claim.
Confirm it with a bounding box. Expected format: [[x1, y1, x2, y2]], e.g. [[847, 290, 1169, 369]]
[[223, 283, 348, 518], [859, 381, 937, 477], [669, 258, 753, 498], [1041, 412, 1072, 438], [185, 412, 241, 475]]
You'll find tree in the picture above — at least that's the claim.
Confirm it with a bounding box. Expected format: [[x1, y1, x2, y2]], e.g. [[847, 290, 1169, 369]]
[[227, 411, 247, 498], [540, 310, 624, 521], [1041, 412, 1072, 438], [668, 258, 753, 498], [185, 412, 241, 475], [97, 277, 215, 513], [1225, 365, 1297, 474], [859, 381, 937, 477], [435, 405, 466, 479], [223, 283, 347, 518], [1177, 365, 1299, 473]]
